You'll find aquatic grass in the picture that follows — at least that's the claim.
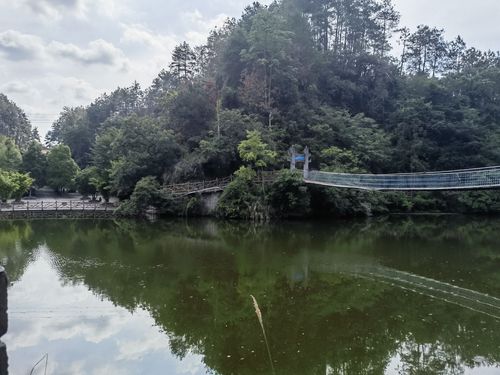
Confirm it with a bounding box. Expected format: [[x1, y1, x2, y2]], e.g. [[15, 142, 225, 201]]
[[250, 295, 275, 374]]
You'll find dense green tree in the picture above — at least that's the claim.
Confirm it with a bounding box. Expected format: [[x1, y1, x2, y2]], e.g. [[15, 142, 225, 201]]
[[0, 170, 33, 202], [404, 25, 448, 76], [0, 94, 32, 149], [75, 167, 100, 199], [21, 142, 47, 188], [170, 42, 197, 80], [199, 110, 263, 178], [238, 130, 277, 171], [0, 171, 17, 202], [164, 83, 216, 146], [47, 84, 145, 167], [241, 7, 294, 127], [268, 170, 310, 217], [10, 172, 34, 201], [0, 136, 22, 171], [106, 116, 181, 198], [46, 107, 91, 167], [46, 145, 80, 192], [144, 70, 179, 115], [91, 129, 117, 201]]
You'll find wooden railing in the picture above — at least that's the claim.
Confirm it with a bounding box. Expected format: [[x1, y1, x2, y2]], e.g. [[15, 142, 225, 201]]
[[0, 201, 117, 212], [164, 171, 282, 196], [165, 176, 234, 196]]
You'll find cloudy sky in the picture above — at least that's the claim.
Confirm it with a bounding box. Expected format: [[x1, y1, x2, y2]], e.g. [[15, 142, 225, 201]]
[[0, 0, 499, 136]]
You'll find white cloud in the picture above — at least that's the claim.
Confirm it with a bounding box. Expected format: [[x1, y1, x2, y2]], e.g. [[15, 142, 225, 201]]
[[181, 10, 229, 45], [21, 0, 87, 19], [59, 76, 95, 100], [49, 39, 127, 67], [0, 30, 127, 69], [121, 23, 178, 51], [19, 0, 125, 20], [1, 81, 34, 95], [116, 334, 171, 361], [1, 75, 99, 136], [0, 30, 45, 61]]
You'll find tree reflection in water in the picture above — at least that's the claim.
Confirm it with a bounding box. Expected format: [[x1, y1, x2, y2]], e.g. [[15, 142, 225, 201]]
[[1, 217, 500, 374]]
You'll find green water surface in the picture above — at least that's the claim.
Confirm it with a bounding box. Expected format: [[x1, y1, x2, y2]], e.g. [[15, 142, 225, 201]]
[[1, 217, 500, 374]]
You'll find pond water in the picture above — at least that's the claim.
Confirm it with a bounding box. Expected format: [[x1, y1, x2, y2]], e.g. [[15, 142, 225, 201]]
[[1, 217, 500, 374]]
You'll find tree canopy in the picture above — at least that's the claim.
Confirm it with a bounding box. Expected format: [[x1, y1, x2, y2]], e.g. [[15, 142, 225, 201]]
[[0, 94, 33, 149], [46, 145, 80, 192]]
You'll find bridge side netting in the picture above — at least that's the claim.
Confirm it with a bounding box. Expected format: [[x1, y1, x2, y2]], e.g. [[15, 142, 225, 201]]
[[306, 167, 500, 191]]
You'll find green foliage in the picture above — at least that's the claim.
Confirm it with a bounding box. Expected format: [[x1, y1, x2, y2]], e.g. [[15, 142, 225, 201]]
[[9, 172, 34, 201], [309, 186, 390, 217], [216, 176, 264, 220], [22, 142, 47, 188], [238, 130, 276, 169], [321, 146, 362, 173], [0, 170, 33, 202], [234, 165, 257, 181], [164, 83, 216, 147], [91, 129, 117, 201], [268, 170, 310, 218], [198, 110, 263, 178], [218, 169, 310, 221], [106, 116, 181, 198], [116, 176, 176, 217], [0, 94, 32, 149], [116, 176, 160, 216], [0, 136, 22, 171], [455, 192, 500, 213], [0, 171, 17, 202], [76, 167, 99, 198], [46, 145, 80, 192], [170, 42, 197, 80]]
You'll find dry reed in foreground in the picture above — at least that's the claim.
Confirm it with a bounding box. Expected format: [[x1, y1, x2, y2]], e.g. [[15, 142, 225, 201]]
[[250, 295, 275, 374]]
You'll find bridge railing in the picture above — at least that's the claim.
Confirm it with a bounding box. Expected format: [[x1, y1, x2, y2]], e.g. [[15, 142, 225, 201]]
[[164, 177, 234, 196], [164, 171, 281, 196], [0, 201, 117, 212], [306, 167, 500, 191]]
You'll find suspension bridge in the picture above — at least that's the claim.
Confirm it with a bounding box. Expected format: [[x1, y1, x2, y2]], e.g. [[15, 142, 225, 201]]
[[163, 153, 500, 196], [304, 166, 500, 191], [165, 147, 500, 195], [162, 166, 500, 196]]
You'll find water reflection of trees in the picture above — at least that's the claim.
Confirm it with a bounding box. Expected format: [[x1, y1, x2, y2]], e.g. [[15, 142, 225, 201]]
[[3, 217, 500, 374], [0, 221, 39, 282]]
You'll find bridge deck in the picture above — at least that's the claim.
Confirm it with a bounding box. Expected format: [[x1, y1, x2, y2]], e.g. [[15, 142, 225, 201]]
[[305, 166, 500, 191]]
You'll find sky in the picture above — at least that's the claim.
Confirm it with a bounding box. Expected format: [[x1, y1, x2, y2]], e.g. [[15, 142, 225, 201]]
[[0, 0, 499, 136]]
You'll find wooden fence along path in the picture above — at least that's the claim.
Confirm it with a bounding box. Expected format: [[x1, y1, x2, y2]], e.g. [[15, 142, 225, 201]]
[[0, 201, 116, 213], [0, 171, 281, 215]]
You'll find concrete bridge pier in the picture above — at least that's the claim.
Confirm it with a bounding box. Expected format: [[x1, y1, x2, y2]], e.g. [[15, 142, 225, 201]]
[[199, 192, 222, 216]]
